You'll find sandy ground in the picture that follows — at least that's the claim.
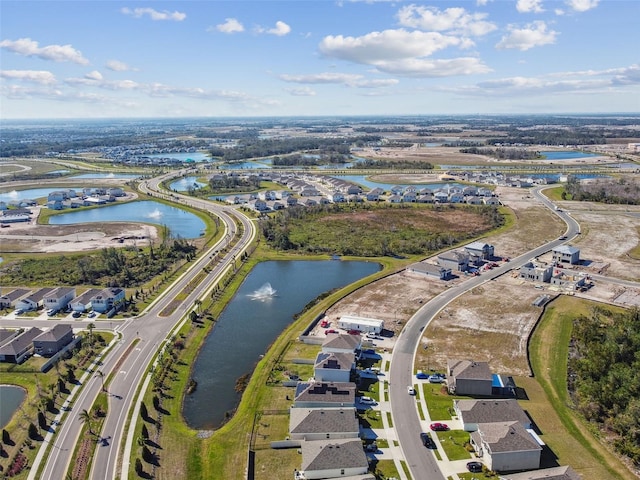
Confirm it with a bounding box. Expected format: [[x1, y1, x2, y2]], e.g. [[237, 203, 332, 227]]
[[0, 195, 158, 253], [318, 183, 640, 377]]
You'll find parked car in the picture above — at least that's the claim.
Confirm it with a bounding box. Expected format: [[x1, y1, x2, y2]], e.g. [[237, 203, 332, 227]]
[[365, 332, 377, 338], [416, 371, 429, 379], [88, 312, 96, 318], [320, 320, 329, 328], [420, 432, 436, 449], [348, 329, 361, 335], [324, 329, 338, 335], [72, 311, 82, 318], [359, 396, 375, 405], [407, 386, 416, 395], [428, 375, 444, 383], [430, 422, 449, 431], [467, 461, 483, 473]]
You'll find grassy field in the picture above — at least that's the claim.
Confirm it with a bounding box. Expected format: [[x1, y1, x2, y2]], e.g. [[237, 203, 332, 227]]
[[523, 296, 635, 480], [435, 430, 473, 461]]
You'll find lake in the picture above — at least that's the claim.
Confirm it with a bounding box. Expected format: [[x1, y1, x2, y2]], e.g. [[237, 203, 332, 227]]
[[332, 175, 464, 191], [145, 152, 211, 163], [539, 151, 602, 160], [0, 385, 26, 429], [47, 200, 206, 238], [0, 187, 84, 203], [169, 176, 208, 192], [182, 259, 381, 429]]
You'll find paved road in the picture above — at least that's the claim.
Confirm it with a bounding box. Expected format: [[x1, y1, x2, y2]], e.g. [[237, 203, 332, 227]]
[[36, 170, 256, 480], [389, 185, 581, 479]]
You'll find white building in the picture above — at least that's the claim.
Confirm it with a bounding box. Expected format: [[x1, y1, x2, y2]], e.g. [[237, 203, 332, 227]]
[[337, 315, 384, 334]]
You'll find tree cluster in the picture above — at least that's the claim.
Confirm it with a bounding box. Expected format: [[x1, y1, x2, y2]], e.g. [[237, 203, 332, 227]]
[[569, 307, 640, 465], [563, 176, 640, 205], [460, 147, 540, 160], [0, 240, 197, 288]]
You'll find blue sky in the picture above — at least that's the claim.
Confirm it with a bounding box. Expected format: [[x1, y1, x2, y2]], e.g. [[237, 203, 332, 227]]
[[1, 0, 638, 118]]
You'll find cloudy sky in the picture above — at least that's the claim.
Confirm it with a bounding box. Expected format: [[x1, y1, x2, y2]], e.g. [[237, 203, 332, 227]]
[[1, 0, 638, 118]]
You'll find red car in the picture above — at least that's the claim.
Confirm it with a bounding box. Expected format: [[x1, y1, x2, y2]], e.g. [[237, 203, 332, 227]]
[[348, 329, 361, 335], [325, 329, 338, 335], [320, 320, 329, 328], [430, 422, 449, 431]]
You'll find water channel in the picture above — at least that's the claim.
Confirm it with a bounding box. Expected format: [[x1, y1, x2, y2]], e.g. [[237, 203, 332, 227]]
[[183, 259, 381, 429]]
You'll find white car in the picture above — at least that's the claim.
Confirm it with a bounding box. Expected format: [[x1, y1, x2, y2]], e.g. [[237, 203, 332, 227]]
[[407, 386, 416, 395], [359, 396, 375, 405]]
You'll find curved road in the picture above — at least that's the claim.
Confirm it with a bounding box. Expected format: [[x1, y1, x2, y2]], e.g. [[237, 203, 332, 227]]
[[389, 185, 581, 479], [36, 170, 256, 480]]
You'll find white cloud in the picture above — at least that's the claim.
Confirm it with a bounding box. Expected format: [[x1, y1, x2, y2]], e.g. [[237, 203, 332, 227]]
[[106, 60, 136, 72], [565, 0, 599, 12], [285, 87, 316, 96], [279, 72, 399, 88], [267, 21, 291, 36], [121, 7, 186, 21], [0, 38, 89, 65], [496, 21, 557, 50], [215, 18, 245, 34], [476, 0, 490, 5], [396, 5, 497, 36], [374, 57, 492, 77], [319, 29, 465, 64], [85, 70, 103, 81], [0, 69, 56, 84], [516, 0, 545, 13]]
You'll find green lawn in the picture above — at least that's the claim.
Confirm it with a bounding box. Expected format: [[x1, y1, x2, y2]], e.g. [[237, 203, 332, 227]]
[[435, 430, 473, 461], [421, 383, 463, 421]]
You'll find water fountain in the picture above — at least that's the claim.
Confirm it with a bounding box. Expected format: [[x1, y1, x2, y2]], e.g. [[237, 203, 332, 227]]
[[146, 208, 163, 219], [248, 282, 277, 301]]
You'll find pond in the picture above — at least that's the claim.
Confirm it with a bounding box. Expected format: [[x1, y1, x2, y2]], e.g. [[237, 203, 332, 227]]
[[0, 385, 26, 429], [169, 176, 208, 192], [69, 173, 140, 179], [145, 152, 211, 163], [183, 259, 381, 429], [539, 151, 602, 160], [47, 200, 206, 239], [0, 187, 84, 203], [332, 175, 465, 191]]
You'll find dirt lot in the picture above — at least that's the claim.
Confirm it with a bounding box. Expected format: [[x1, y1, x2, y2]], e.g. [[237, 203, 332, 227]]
[[321, 183, 640, 377], [0, 203, 158, 253]]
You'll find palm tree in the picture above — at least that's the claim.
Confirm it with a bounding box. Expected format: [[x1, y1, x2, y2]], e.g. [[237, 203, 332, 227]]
[[87, 322, 96, 344], [96, 370, 106, 392], [78, 409, 94, 436]]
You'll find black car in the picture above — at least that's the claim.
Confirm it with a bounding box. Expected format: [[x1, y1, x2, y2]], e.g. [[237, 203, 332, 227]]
[[420, 432, 436, 449], [467, 461, 483, 473]]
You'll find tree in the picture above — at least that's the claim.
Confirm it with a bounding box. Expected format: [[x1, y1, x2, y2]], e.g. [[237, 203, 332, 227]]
[[135, 458, 144, 476], [141, 424, 149, 440], [96, 370, 106, 391], [87, 323, 96, 344], [140, 401, 149, 421], [28, 423, 39, 440], [78, 409, 94, 436]]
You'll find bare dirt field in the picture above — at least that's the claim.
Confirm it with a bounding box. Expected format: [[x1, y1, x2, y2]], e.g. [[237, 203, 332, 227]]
[[0, 204, 158, 253], [322, 183, 640, 378]]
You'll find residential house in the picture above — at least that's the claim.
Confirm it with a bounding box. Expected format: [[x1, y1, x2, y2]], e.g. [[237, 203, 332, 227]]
[[390, 185, 404, 195], [69, 288, 102, 313], [90, 287, 125, 313], [465, 196, 484, 205], [434, 191, 449, 203], [330, 192, 345, 203], [550, 271, 586, 290], [447, 359, 493, 396], [258, 190, 275, 201], [299, 439, 369, 479], [43, 287, 76, 312], [293, 382, 356, 409], [454, 399, 531, 432], [272, 201, 285, 210], [438, 250, 470, 272], [0, 329, 20, 346], [449, 192, 465, 203], [347, 194, 362, 203], [15, 288, 55, 312], [286, 196, 298, 207], [406, 262, 451, 280], [470, 421, 542, 472], [0, 288, 30, 309], [314, 352, 355, 383], [344, 185, 361, 195], [519, 262, 553, 283], [0, 327, 43, 363], [387, 194, 402, 204], [107, 187, 125, 197], [499, 466, 581, 480], [402, 192, 417, 203], [365, 188, 384, 201], [483, 197, 501, 206], [322, 334, 361, 355], [33, 324, 74, 357], [465, 241, 495, 261], [552, 245, 580, 265], [289, 408, 359, 441], [250, 199, 269, 212]]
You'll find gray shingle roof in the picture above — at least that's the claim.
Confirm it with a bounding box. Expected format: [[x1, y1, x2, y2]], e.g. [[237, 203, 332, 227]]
[[322, 333, 360, 352], [301, 439, 368, 472], [0, 327, 43, 356], [290, 407, 359, 435], [455, 399, 530, 427], [294, 382, 356, 405], [33, 324, 73, 343], [315, 352, 354, 370], [473, 421, 541, 454], [448, 359, 493, 381], [502, 466, 581, 480]]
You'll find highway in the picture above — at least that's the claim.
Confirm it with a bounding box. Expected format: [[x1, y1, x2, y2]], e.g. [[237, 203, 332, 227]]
[[35, 170, 256, 480], [389, 185, 581, 479]]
